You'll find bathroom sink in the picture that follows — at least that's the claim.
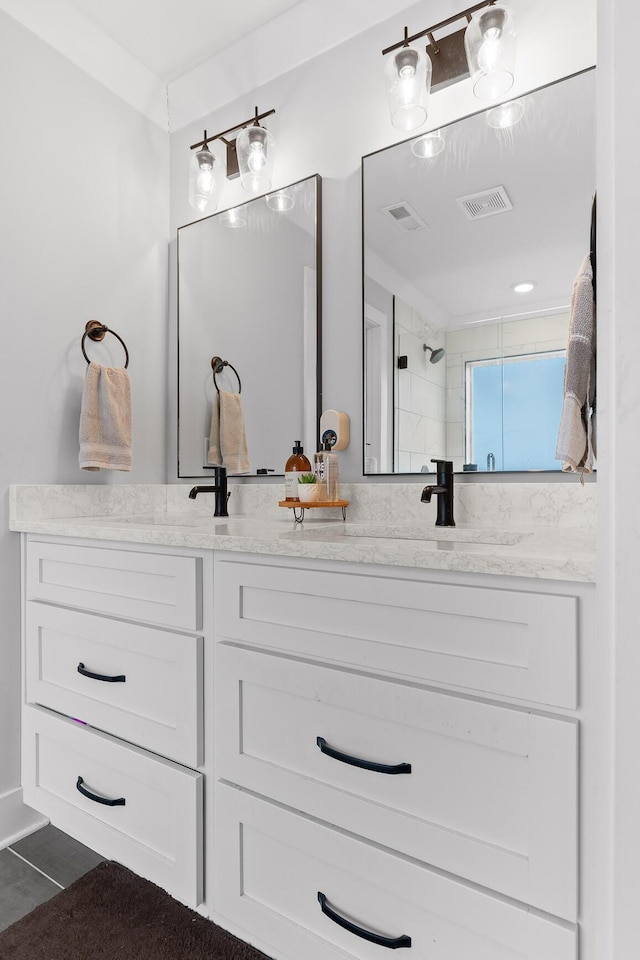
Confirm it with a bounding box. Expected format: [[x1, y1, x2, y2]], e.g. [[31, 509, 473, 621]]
[[339, 524, 524, 545], [101, 515, 266, 534]]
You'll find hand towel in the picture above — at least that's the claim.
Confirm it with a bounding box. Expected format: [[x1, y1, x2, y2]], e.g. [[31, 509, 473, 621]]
[[79, 362, 132, 471], [207, 389, 249, 474], [207, 394, 223, 466], [555, 254, 596, 476]]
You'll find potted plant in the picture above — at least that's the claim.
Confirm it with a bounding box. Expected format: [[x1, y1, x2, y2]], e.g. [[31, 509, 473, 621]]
[[297, 473, 319, 503]]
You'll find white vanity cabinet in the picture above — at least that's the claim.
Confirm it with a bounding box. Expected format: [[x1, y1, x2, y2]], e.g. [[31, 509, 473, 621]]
[[213, 553, 585, 960], [17, 532, 600, 960], [20, 536, 208, 907]]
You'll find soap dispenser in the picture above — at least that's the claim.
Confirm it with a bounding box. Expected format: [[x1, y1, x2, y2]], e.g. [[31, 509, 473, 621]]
[[313, 440, 339, 501], [284, 441, 311, 501]]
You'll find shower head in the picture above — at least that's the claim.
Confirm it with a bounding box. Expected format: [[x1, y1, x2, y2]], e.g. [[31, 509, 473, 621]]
[[424, 344, 445, 364]]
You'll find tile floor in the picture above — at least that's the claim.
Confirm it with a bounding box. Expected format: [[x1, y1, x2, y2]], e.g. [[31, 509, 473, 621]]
[[0, 824, 103, 932]]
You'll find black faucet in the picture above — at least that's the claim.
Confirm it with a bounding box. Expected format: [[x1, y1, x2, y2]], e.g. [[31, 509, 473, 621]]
[[188, 466, 230, 517], [421, 459, 455, 527]]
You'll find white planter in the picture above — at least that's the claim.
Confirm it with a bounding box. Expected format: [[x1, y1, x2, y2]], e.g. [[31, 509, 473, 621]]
[[297, 483, 319, 503]]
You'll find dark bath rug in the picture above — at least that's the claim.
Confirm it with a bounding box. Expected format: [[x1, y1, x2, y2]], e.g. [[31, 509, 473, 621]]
[[0, 860, 271, 960]]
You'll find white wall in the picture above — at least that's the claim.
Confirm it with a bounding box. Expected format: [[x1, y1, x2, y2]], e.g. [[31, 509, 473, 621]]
[[598, 2, 640, 957], [0, 12, 169, 839], [169, 0, 596, 481]]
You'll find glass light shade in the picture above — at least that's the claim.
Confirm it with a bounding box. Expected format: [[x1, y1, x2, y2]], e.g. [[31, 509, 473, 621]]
[[464, 4, 517, 101], [236, 124, 275, 193], [188, 145, 216, 213], [486, 98, 524, 129], [384, 45, 431, 131], [265, 188, 295, 212], [411, 129, 445, 158], [219, 207, 247, 229]]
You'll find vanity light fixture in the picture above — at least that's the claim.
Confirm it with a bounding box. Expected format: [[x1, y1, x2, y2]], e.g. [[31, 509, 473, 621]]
[[236, 122, 275, 193], [382, 1, 517, 131], [219, 207, 247, 229], [384, 30, 432, 131], [188, 106, 276, 208], [265, 188, 295, 212], [411, 130, 446, 158], [188, 136, 216, 213], [465, 3, 517, 101], [486, 98, 524, 129]]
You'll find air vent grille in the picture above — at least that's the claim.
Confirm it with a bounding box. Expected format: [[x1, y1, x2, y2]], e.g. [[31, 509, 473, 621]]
[[457, 185, 513, 221], [380, 201, 427, 232]]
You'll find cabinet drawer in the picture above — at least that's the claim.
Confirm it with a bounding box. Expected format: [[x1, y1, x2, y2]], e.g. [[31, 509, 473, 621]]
[[25, 602, 203, 768], [26, 539, 200, 630], [216, 643, 578, 921], [215, 558, 577, 708], [215, 784, 577, 960], [22, 705, 203, 907]]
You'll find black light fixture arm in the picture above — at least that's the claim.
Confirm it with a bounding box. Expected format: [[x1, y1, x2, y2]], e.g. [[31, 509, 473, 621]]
[[189, 106, 276, 152], [381, 0, 495, 56]]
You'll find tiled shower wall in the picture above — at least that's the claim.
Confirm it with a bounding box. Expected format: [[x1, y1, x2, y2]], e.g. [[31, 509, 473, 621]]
[[394, 298, 446, 472]]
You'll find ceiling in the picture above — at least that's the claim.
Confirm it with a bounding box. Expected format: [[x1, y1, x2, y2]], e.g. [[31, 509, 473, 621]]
[[66, 0, 306, 83], [0, 0, 419, 128]]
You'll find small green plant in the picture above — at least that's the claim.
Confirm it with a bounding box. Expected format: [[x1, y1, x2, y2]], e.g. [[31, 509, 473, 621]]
[[299, 473, 317, 484]]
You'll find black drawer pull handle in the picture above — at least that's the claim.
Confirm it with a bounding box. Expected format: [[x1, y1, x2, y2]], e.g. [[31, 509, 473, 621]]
[[317, 892, 411, 950], [76, 776, 126, 807], [316, 737, 411, 775], [77, 662, 126, 683]]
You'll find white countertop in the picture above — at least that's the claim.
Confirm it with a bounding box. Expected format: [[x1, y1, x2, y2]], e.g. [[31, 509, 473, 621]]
[[10, 510, 596, 582]]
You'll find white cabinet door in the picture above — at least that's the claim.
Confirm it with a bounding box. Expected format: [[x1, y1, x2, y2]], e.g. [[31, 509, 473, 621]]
[[215, 784, 577, 960], [22, 705, 203, 907], [25, 602, 203, 767], [215, 557, 577, 707], [216, 642, 578, 921], [26, 539, 200, 629]]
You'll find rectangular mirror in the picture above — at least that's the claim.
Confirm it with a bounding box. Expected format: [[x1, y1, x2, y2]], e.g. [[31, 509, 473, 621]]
[[362, 69, 595, 475], [178, 174, 321, 477]]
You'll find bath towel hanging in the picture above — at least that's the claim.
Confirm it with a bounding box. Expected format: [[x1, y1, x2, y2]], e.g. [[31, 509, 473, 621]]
[[555, 253, 596, 476], [79, 321, 132, 471], [590, 193, 596, 299], [207, 356, 249, 474]]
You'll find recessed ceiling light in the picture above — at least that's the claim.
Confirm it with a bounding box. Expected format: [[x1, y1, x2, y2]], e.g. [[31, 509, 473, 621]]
[[511, 281, 536, 293]]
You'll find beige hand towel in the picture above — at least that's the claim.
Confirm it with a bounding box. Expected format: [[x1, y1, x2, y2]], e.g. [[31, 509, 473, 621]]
[[207, 389, 249, 474], [207, 394, 223, 466], [79, 362, 132, 471]]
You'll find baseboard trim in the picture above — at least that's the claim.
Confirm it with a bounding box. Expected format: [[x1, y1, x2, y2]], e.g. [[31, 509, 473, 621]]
[[0, 787, 48, 849]]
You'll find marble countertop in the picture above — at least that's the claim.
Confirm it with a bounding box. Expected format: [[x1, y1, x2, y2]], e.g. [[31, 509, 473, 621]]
[[9, 510, 596, 582]]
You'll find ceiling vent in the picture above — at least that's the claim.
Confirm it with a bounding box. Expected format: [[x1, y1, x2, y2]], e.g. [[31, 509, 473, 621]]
[[381, 200, 427, 232], [456, 185, 513, 221]]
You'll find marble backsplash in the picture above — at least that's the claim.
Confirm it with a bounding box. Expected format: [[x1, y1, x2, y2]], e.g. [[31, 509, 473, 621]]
[[12, 479, 596, 530]]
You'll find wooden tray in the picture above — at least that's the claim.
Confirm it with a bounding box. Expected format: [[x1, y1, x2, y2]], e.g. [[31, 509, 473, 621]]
[[278, 499, 349, 522], [278, 500, 349, 509]]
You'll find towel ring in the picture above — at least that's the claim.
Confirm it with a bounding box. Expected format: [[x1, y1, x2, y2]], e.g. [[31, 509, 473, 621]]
[[211, 356, 241, 394], [81, 321, 129, 368]]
